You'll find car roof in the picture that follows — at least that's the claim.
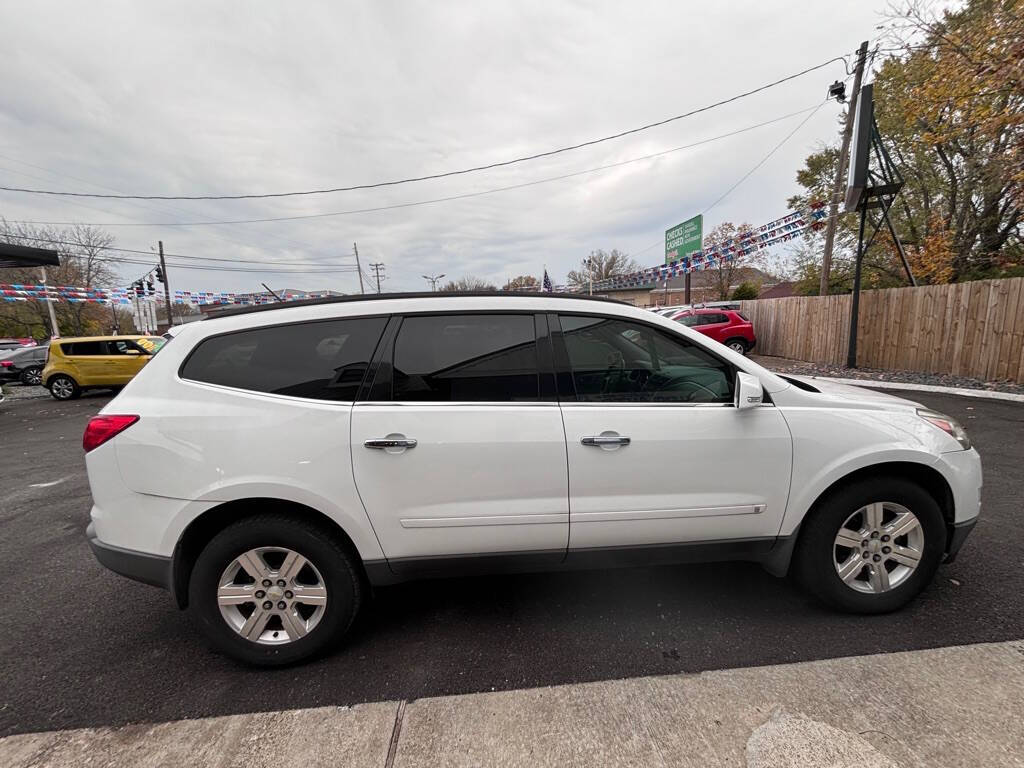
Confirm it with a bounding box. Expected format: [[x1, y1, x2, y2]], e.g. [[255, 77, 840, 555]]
[[206, 291, 628, 319]]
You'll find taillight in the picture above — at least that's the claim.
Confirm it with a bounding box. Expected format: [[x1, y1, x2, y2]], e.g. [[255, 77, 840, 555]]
[[83, 415, 139, 452], [0, 360, 12, 367]]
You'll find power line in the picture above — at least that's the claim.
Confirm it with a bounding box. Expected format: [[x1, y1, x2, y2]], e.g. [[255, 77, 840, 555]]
[[703, 99, 829, 215], [633, 98, 832, 258], [4, 106, 823, 229], [0, 231, 359, 268], [0, 55, 850, 202]]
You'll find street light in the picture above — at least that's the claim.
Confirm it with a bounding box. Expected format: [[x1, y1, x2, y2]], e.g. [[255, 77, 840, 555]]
[[419, 274, 444, 290]]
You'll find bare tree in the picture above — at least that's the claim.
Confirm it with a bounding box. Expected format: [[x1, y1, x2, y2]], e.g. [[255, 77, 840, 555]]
[[702, 222, 758, 300], [566, 249, 639, 288], [504, 275, 539, 291], [439, 275, 498, 292], [0, 219, 119, 338]]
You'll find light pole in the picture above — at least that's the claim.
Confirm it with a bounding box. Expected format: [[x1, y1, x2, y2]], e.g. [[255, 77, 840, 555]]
[[422, 273, 445, 292]]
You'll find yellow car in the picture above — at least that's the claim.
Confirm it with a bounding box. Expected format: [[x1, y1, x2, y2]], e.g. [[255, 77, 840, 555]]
[[42, 335, 166, 400]]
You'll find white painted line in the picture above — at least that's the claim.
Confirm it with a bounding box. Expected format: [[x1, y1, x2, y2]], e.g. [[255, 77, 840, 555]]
[[807, 376, 1024, 403], [28, 476, 71, 489]]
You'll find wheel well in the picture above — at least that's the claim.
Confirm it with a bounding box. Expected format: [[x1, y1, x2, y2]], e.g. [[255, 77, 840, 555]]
[[171, 498, 364, 609], [809, 462, 955, 528], [724, 336, 749, 349], [765, 461, 956, 578]]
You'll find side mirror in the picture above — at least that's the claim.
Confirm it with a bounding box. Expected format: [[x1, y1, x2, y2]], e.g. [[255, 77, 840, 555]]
[[735, 371, 764, 410]]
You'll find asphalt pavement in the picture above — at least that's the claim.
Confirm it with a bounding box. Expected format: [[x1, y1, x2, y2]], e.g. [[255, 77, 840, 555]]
[[1, 386, 1022, 738]]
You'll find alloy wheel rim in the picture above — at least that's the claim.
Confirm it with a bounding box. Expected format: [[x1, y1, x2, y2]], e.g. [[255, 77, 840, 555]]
[[729, 342, 744, 352], [833, 501, 924, 594], [52, 378, 73, 398], [217, 547, 328, 645], [26, 369, 42, 385]]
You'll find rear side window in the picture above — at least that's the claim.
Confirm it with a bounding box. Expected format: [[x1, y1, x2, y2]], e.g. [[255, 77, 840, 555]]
[[181, 317, 387, 401], [703, 313, 729, 325], [392, 314, 539, 402], [736, 311, 750, 322], [61, 341, 104, 356]]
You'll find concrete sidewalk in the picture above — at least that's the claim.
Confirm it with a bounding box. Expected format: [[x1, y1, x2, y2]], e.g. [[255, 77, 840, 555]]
[[4, 640, 1022, 767]]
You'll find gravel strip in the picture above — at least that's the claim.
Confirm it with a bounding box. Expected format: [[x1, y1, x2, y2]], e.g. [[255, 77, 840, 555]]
[[751, 355, 1024, 396], [1, 383, 51, 401]]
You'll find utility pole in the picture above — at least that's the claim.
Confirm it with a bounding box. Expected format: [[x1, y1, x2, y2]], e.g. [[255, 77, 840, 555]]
[[369, 263, 385, 294], [820, 40, 869, 297], [158, 240, 174, 329], [422, 273, 445, 291], [39, 266, 60, 338], [353, 243, 365, 295]]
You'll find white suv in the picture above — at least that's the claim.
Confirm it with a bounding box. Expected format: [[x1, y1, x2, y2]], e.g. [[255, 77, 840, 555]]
[[84, 293, 981, 665]]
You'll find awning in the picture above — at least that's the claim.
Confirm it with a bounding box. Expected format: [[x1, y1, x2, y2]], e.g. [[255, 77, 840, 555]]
[[0, 243, 61, 268]]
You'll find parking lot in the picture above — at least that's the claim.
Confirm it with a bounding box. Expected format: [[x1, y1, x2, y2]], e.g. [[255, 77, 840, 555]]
[[1, 385, 1022, 739]]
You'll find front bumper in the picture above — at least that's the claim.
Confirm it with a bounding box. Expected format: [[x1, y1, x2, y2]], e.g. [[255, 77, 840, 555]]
[[87, 522, 171, 590], [945, 517, 977, 563]]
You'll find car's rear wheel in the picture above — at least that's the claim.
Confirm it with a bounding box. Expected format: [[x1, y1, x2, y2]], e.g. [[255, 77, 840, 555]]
[[725, 338, 748, 355], [48, 374, 81, 400], [20, 366, 42, 386], [794, 477, 946, 613], [188, 513, 363, 666]]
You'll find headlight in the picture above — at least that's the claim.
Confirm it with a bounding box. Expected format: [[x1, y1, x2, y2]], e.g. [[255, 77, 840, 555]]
[[917, 408, 971, 450]]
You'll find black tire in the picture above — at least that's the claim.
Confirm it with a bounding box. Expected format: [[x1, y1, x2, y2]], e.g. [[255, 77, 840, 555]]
[[188, 513, 363, 666], [20, 366, 42, 386], [794, 476, 946, 613], [48, 374, 81, 400], [724, 338, 749, 355]]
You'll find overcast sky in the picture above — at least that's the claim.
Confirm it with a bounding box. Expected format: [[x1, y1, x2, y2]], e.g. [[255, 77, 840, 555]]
[[0, 1, 891, 294]]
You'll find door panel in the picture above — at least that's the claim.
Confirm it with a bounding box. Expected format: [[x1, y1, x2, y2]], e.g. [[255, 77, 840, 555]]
[[351, 404, 569, 560], [350, 312, 568, 564], [561, 404, 792, 549], [553, 313, 792, 551]]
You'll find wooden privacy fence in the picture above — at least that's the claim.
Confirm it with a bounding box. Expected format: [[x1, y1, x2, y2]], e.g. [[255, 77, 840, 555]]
[[739, 277, 1024, 384]]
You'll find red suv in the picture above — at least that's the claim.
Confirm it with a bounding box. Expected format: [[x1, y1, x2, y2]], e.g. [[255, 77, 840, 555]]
[[672, 308, 756, 355]]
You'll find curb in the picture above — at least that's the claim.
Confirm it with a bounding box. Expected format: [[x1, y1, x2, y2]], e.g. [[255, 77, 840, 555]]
[[805, 376, 1024, 403]]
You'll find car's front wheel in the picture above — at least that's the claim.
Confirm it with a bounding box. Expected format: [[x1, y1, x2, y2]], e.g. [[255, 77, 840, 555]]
[[188, 513, 363, 666], [20, 366, 42, 386], [794, 477, 946, 613], [48, 374, 81, 400]]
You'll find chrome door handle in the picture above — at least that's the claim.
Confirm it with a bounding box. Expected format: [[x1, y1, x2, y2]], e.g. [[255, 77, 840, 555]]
[[364, 437, 417, 449], [581, 435, 631, 447]]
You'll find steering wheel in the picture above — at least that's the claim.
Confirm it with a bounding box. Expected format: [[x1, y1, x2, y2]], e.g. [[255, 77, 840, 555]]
[[644, 374, 719, 402]]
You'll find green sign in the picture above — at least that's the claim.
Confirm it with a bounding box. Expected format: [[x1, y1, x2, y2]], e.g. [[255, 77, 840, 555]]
[[665, 214, 703, 264]]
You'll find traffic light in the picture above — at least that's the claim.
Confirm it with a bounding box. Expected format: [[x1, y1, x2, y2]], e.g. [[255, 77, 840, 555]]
[[133, 281, 144, 297], [154, 266, 164, 283], [146, 279, 155, 296]]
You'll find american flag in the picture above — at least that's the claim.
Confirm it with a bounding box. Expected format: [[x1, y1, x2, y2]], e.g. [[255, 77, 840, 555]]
[[542, 269, 553, 292]]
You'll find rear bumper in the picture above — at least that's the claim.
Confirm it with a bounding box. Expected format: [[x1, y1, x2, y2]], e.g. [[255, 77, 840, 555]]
[[87, 522, 171, 590], [944, 517, 977, 563]]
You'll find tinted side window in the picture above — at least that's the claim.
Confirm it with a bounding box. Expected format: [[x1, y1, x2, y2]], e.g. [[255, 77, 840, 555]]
[[182, 317, 387, 401], [702, 313, 729, 325], [62, 341, 104, 356], [105, 340, 144, 355], [392, 314, 538, 402], [558, 315, 734, 403]]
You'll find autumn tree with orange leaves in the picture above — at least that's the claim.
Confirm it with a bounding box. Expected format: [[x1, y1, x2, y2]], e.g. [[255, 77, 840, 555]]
[[788, 0, 1023, 294]]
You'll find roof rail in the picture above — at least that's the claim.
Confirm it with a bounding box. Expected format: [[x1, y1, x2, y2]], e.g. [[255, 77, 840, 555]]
[[204, 290, 628, 319]]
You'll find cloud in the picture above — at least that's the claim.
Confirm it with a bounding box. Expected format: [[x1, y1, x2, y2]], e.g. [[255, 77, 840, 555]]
[[0, 0, 882, 293]]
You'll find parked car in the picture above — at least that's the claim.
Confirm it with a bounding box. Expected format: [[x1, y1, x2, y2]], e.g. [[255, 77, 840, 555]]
[[671, 308, 756, 355], [0, 338, 37, 352], [0, 344, 49, 385], [42, 335, 166, 400], [83, 293, 980, 666]]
